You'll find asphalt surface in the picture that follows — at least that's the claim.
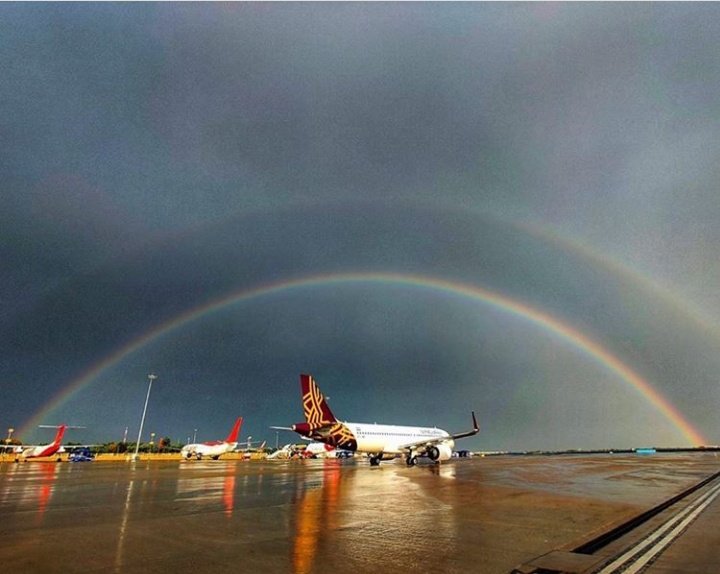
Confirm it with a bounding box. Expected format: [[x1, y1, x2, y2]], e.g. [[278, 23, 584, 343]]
[[1, 453, 719, 573]]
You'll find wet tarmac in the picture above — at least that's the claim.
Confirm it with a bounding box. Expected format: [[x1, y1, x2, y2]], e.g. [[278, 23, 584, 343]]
[[1, 453, 719, 573]]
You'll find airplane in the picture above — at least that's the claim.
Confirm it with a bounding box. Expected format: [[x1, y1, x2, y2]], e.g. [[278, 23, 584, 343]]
[[266, 441, 347, 460], [267, 443, 297, 460], [180, 417, 243, 460], [304, 441, 353, 459], [275, 374, 478, 466], [0, 425, 87, 461], [238, 438, 267, 460]]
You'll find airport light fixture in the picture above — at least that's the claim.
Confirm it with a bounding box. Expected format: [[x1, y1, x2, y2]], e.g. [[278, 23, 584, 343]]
[[133, 374, 157, 461], [6, 428, 13, 445]]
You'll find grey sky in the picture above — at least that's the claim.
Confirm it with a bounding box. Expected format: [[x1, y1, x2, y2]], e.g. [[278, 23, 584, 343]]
[[2, 4, 720, 449]]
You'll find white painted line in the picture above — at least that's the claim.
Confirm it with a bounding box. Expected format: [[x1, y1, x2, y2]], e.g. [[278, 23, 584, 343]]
[[596, 479, 720, 574], [622, 483, 720, 574]]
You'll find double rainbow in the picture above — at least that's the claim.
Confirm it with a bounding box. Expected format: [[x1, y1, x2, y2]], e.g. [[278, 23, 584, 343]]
[[19, 272, 707, 445]]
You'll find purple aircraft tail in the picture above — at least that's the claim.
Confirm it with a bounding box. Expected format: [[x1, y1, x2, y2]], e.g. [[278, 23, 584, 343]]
[[301, 374, 337, 425]]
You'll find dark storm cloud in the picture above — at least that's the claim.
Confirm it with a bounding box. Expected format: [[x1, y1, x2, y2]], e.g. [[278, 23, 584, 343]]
[[2, 4, 720, 448]]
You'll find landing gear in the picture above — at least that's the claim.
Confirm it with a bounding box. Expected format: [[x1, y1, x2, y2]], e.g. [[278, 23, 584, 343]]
[[406, 455, 417, 467], [369, 455, 380, 466], [195, 453, 203, 460]]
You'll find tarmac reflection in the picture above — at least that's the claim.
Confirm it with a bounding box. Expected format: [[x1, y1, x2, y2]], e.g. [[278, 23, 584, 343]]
[[175, 466, 237, 515], [223, 474, 235, 516], [114, 478, 135, 574], [36, 463, 58, 519], [0, 462, 59, 524], [292, 460, 458, 573], [293, 461, 341, 574], [4, 455, 718, 574]]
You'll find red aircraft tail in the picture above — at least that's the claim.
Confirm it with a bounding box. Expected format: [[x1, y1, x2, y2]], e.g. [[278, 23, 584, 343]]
[[51, 425, 67, 446], [301, 374, 337, 425], [225, 417, 243, 443]]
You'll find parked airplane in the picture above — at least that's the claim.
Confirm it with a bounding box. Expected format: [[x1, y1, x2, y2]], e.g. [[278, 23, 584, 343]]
[[1, 425, 87, 461], [266, 441, 348, 460], [267, 443, 297, 460], [304, 441, 353, 458], [278, 374, 478, 466], [180, 417, 243, 460]]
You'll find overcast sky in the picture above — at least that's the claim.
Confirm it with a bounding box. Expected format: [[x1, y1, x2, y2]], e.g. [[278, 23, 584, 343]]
[[3, 3, 720, 450]]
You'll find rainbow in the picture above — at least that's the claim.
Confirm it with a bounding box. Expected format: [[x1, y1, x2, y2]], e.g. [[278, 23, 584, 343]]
[[518, 221, 720, 337], [19, 272, 707, 445]]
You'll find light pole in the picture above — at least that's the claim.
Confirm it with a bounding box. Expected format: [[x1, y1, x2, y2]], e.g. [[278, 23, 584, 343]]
[[133, 374, 157, 461], [193, 428, 197, 443], [150, 432, 155, 454], [6, 428, 13, 445]]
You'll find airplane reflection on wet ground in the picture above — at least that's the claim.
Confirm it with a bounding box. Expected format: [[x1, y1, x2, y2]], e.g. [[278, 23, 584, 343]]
[[291, 460, 459, 574], [0, 454, 719, 573]]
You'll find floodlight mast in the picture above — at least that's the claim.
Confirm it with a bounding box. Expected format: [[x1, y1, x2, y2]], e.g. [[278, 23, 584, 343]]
[[133, 374, 157, 461]]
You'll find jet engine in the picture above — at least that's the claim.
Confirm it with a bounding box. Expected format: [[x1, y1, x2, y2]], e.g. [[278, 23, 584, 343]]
[[427, 444, 453, 462]]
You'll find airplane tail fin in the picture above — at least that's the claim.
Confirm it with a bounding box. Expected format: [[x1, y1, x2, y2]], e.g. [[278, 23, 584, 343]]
[[301, 374, 337, 424], [37, 424, 83, 446], [225, 417, 243, 443], [53, 425, 67, 445]]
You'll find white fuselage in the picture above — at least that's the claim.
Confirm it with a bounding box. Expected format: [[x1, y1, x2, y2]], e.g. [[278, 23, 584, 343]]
[[11, 426, 69, 460], [180, 441, 237, 459], [15, 443, 65, 459], [345, 422, 454, 454], [304, 442, 337, 457]]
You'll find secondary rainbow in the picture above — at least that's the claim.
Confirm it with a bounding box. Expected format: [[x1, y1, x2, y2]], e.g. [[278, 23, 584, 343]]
[[19, 272, 707, 445]]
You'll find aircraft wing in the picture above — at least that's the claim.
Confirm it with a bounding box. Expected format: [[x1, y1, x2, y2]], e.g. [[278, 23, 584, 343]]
[[396, 436, 453, 453], [450, 411, 479, 440], [397, 412, 478, 452]]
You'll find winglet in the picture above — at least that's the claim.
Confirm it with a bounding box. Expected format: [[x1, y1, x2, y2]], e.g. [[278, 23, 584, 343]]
[[451, 411, 479, 440], [300, 374, 337, 424]]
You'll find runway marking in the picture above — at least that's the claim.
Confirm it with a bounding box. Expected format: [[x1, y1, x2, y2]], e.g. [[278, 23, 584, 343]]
[[595, 478, 720, 574]]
